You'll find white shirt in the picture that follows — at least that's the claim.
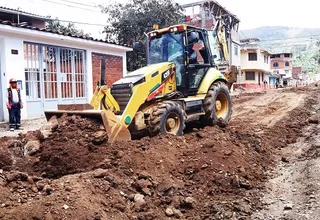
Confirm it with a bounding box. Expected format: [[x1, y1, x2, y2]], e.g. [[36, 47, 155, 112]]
[[6, 88, 20, 104]]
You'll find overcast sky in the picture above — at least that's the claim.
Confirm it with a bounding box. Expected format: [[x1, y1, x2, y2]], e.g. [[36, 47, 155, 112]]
[[1, 0, 318, 39]]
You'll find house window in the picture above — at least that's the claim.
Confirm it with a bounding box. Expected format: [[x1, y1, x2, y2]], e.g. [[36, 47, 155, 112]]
[[273, 62, 279, 67], [248, 53, 257, 61], [245, 71, 255, 80], [271, 54, 280, 58], [264, 55, 268, 63], [234, 45, 238, 56], [285, 61, 290, 67], [284, 54, 291, 58]]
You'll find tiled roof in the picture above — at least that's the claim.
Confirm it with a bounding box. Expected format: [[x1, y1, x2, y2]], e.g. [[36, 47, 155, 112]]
[[0, 6, 51, 20], [0, 19, 130, 48]]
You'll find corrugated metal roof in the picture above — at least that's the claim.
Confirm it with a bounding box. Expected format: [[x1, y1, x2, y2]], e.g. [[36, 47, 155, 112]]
[[0, 6, 51, 20], [0, 19, 130, 48]]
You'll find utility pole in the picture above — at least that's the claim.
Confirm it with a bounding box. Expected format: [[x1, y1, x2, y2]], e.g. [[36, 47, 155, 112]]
[[17, 7, 21, 24]]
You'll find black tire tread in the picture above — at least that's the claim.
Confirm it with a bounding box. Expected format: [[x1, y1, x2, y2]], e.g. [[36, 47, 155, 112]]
[[149, 100, 186, 136], [202, 81, 232, 126]]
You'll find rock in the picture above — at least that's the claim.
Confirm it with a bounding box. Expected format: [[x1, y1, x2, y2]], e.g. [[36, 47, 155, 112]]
[[308, 116, 319, 124], [65, 186, 72, 192], [92, 131, 107, 145], [134, 197, 147, 212], [62, 204, 69, 209], [173, 208, 183, 218], [284, 203, 293, 210], [115, 150, 124, 158], [172, 196, 182, 208], [6, 171, 29, 182], [95, 159, 112, 169], [224, 150, 232, 156], [239, 166, 246, 173], [165, 207, 174, 216], [142, 188, 152, 196], [128, 194, 136, 201], [93, 168, 108, 178], [24, 140, 41, 156], [196, 133, 204, 138], [217, 117, 227, 128], [31, 185, 39, 193], [43, 184, 54, 195], [136, 179, 152, 189], [136, 212, 155, 220], [119, 191, 127, 197], [44, 213, 54, 220], [239, 179, 253, 190], [233, 201, 252, 214], [281, 157, 289, 163], [201, 164, 209, 169], [113, 203, 126, 212], [138, 171, 152, 180], [181, 197, 197, 209], [134, 193, 145, 202]]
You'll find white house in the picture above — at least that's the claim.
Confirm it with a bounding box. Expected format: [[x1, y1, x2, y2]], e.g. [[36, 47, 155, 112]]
[[0, 7, 132, 122], [234, 38, 271, 90]]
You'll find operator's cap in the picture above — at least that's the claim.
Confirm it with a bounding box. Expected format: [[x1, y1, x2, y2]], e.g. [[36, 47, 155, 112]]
[[9, 78, 17, 83]]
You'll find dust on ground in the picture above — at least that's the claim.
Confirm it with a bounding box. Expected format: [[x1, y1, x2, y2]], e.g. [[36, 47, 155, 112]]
[[0, 117, 46, 137], [0, 87, 318, 220], [252, 90, 320, 220]]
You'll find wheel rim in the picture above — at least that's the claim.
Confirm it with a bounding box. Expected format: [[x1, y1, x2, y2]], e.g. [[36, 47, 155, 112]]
[[215, 92, 229, 118], [164, 112, 181, 134]]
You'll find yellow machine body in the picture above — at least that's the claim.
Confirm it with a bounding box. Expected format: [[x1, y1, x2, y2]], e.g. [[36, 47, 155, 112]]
[[44, 24, 234, 143]]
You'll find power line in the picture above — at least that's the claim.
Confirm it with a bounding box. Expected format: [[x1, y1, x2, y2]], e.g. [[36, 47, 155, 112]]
[[38, 0, 101, 12], [58, 0, 98, 8], [53, 18, 109, 27]]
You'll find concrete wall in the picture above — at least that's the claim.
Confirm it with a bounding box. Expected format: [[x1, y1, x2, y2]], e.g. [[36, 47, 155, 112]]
[[239, 71, 269, 85], [241, 50, 270, 72], [231, 42, 241, 67], [0, 27, 130, 121]]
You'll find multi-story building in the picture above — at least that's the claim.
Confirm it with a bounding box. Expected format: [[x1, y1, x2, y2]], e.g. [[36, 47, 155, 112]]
[[234, 38, 272, 90], [270, 53, 293, 86], [181, 0, 241, 72]]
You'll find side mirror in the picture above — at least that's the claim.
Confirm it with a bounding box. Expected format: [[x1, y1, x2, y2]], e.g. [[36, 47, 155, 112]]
[[133, 41, 141, 50]]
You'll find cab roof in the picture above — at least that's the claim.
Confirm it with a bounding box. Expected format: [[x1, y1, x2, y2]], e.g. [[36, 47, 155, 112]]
[[148, 24, 204, 35]]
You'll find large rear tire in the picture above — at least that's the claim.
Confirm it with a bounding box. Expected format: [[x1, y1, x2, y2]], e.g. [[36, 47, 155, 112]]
[[148, 101, 186, 136], [202, 81, 232, 126]]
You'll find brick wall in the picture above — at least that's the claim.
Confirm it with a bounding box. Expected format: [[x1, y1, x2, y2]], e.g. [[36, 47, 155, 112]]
[[92, 52, 123, 90]]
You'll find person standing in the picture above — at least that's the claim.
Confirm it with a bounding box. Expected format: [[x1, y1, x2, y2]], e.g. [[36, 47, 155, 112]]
[[263, 80, 268, 92], [6, 78, 23, 131]]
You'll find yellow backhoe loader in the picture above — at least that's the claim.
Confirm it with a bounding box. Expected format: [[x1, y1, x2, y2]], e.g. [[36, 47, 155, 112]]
[[44, 24, 237, 143]]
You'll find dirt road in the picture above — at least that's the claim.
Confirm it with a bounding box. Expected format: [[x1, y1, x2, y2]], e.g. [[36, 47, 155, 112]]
[[0, 87, 319, 220], [252, 89, 320, 220]]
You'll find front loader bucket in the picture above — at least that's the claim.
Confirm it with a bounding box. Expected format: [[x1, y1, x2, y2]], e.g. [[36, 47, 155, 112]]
[[44, 107, 131, 143]]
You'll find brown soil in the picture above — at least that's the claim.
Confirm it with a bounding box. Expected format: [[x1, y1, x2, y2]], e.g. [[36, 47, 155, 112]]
[[0, 88, 318, 220]]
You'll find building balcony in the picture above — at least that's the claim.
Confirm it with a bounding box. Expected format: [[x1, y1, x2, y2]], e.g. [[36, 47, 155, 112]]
[[241, 61, 270, 72]]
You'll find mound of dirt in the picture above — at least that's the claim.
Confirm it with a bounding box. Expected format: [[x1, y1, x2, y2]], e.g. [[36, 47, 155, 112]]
[[0, 113, 271, 219], [0, 89, 317, 220]]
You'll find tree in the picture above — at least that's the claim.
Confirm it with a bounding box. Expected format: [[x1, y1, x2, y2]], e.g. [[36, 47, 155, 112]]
[[313, 41, 320, 65], [46, 17, 91, 38], [100, 0, 185, 71], [293, 41, 320, 73]]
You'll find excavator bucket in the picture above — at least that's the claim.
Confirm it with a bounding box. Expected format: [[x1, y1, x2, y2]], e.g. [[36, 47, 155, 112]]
[[44, 104, 131, 143]]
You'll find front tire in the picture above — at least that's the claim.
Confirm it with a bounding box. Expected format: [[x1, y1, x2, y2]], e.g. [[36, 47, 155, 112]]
[[202, 81, 232, 126], [149, 101, 186, 136]]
